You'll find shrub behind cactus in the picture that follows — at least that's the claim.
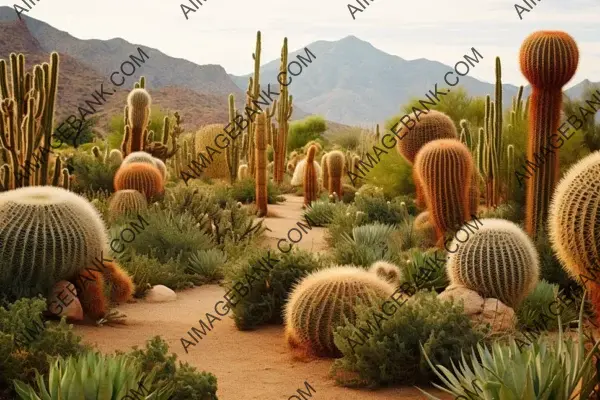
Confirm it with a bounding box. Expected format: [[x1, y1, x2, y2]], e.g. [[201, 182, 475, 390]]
[[284, 266, 395, 357], [446, 218, 539, 307]]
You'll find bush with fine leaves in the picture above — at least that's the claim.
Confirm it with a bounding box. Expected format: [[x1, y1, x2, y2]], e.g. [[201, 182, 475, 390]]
[[331, 291, 483, 387], [219, 177, 284, 204], [333, 222, 397, 267], [303, 200, 340, 226], [226, 249, 326, 330], [517, 280, 579, 331], [68, 151, 118, 194], [354, 191, 408, 225], [187, 249, 227, 282]]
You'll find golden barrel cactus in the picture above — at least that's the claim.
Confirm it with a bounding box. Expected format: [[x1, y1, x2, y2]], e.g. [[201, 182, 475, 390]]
[[108, 189, 148, 219], [193, 124, 231, 182], [548, 152, 600, 322], [284, 266, 395, 357], [326, 150, 345, 197], [396, 110, 457, 164], [414, 139, 477, 245], [114, 162, 164, 200], [447, 218, 539, 307], [519, 31, 579, 237]]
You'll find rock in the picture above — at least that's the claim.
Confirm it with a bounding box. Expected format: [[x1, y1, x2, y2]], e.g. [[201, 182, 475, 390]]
[[438, 284, 484, 315], [47, 281, 84, 321], [145, 285, 177, 303], [479, 298, 516, 332]]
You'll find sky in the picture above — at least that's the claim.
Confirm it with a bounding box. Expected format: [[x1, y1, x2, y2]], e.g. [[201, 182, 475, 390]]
[[3, 0, 599, 88]]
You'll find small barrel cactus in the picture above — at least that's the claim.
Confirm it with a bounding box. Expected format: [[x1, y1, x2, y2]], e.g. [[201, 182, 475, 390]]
[[114, 162, 164, 200], [326, 150, 345, 197], [153, 158, 168, 181], [369, 260, 402, 285], [122, 151, 156, 166], [108, 189, 148, 219], [548, 152, 600, 322], [238, 164, 249, 180], [446, 218, 539, 307], [284, 266, 395, 357], [0, 186, 109, 298]]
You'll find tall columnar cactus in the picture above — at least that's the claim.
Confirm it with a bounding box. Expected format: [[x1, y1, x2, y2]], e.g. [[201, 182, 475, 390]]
[[245, 31, 261, 175], [169, 112, 184, 176], [548, 152, 600, 323], [273, 37, 293, 185], [321, 153, 329, 193], [255, 113, 268, 217], [108, 189, 147, 219], [122, 89, 151, 156], [414, 139, 477, 245], [447, 218, 540, 307], [192, 124, 231, 182], [284, 266, 395, 357], [303, 145, 319, 207], [114, 162, 164, 200], [0, 186, 108, 299], [459, 120, 474, 152], [226, 94, 241, 182], [0, 52, 69, 191], [506, 144, 515, 201], [520, 31, 579, 238], [326, 150, 345, 197]]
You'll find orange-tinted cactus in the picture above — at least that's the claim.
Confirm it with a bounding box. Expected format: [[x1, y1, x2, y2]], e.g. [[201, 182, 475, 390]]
[[114, 162, 164, 200], [255, 113, 268, 217], [414, 139, 477, 246], [303, 145, 319, 207], [519, 31, 579, 237], [326, 150, 345, 197]]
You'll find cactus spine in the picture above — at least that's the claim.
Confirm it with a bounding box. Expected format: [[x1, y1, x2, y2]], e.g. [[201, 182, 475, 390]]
[[326, 150, 344, 197], [226, 94, 241, 182], [447, 219, 540, 307], [114, 162, 164, 200], [414, 139, 477, 246], [303, 145, 319, 206], [255, 113, 268, 217], [273, 38, 293, 185], [108, 189, 147, 219], [519, 31, 579, 238]]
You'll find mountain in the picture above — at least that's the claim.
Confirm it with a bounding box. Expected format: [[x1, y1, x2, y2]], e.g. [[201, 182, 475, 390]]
[[231, 35, 598, 125]]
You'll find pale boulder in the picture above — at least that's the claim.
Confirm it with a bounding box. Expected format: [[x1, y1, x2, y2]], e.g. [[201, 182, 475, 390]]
[[145, 285, 177, 303]]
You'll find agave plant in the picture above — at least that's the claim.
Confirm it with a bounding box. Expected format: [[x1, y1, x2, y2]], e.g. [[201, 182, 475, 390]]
[[303, 200, 338, 226], [343, 222, 397, 248], [333, 222, 398, 267], [14, 352, 173, 399], [400, 248, 448, 292], [187, 248, 227, 281], [420, 293, 600, 400]]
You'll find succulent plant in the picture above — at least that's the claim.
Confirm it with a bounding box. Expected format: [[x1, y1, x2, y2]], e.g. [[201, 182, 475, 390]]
[[193, 124, 230, 182], [108, 189, 148, 219], [284, 266, 395, 357], [369, 260, 402, 285], [122, 151, 156, 167], [446, 218, 540, 307], [548, 152, 600, 323], [255, 113, 268, 217], [414, 139, 478, 245], [124, 89, 151, 155], [519, 31, 579, 238], [303, 145, 319, 206], [0, 186, 108, 299], [114, 162, 164, 200], [321, 153, 330, 192], [238, 164, 249, 180], [326, 150, 345, 197]]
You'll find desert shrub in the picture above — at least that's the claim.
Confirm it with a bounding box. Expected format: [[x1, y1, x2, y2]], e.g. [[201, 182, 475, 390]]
[[287, 116, 327, 151], [328, 127, 362, 150], [0, 297, 88, 399], [223, 177, 284, 204], [354, 191, 407, 225], [54, 116, 98, 148], [68, 151, 118, 193], [227, 249, 325, 330], [124, 336, 218, 400], [187, 249, 226, 282], [331, 291, 483, 387], [393, 195, 418, 215], [333, 223, 397, 267], [398, 249, 449, 292], [118, 254, 198, 297], [361, 151, 415, 198], [517, 280, 579, 331], [303, 200, 339, 226], [341, 183, 357, 203], [326, 204, 362, 247], [388, 216, 433, 251], [535, 233, 579, 294]]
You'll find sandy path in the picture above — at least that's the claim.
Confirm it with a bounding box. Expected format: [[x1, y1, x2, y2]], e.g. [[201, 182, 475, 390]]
[[76, 195, 451, 400]]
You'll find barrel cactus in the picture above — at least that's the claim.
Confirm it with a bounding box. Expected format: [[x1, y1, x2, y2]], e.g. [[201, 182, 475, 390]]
[[519, 31, 579, 238], [326, 150, 345, 197], [369, 260, 402, 285], [193, 124, 231, 182], [122, 151, 156, 166], [284, 266, 395, 357], [446, 218, 539, 307], [548, 152, 600, 322], [114, 162, 164, 200], [0, 186, 108, 298], [154, 158, 167, 181], [108, 189, 147, 219], [396, 110, 458, 163]]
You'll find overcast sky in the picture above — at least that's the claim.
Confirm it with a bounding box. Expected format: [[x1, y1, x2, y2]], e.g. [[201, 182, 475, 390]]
[[3, 0, 599, 87]]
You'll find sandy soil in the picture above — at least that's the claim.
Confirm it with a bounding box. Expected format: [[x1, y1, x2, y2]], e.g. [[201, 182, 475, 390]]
[[76, 195, 452, 400]]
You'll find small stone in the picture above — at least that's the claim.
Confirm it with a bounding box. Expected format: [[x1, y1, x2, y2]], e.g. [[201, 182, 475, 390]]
[[438, 285, 484, 315], [145, 285, 177, 303], [47, 281, 83, 321], [479, 298, 516, 332]]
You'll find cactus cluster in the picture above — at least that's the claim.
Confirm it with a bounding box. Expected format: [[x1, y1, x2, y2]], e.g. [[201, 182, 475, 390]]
[[284, 266, 395, 357]]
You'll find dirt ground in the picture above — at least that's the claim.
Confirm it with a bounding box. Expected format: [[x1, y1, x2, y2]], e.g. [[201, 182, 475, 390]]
[[76, 195, 452, 400]]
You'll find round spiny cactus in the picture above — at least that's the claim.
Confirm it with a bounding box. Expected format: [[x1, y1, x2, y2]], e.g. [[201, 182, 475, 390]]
[[284, 266, 395, 357], [326, 150, 345, 197], [153, 158, 167, 181], [238, 164, 249, 180], [107, 149, 123, 166], [396, 110, 458, 164], [114, 162, 164, 200], [194, 124, 230, 182], [0, 186, 109, 298], [446, 218, 539, 307], [122, 151, 156, 167], [368, 260, 402, 285], [548, 152, 600, 320], [108, 189, 147, 219]]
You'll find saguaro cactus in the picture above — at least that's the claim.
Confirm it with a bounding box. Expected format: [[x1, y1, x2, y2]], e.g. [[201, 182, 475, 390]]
[[414, 139, 477, 246], [303, 145, 319, 207], [245, 31, 261, 175], [273, 38, 293, 185], [255, 113, 268, 217], [326, 150, 345, 197], [226, 94, 241, 182], [519, 31, 579, 238]]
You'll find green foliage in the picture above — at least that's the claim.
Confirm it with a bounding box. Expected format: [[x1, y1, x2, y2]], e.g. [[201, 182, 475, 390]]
[[127, 336, 218, 400], [422, 300, 599, 400], [332, 291, 484, 387], [287, 116, 327, 151], [328, 127, 363, 150], [107, 106, 168, 150], [325, 204, 360, 247], [516, 280, 578, 331], [354, 192, 407, 225], [303, 200, 338, 226], [68, 151, 119, 194], [361, 151, 415, 198], [0, 297, 88, 399], [187, 249, 226, 282], [399, 249, 449, 292], [221, 177, 284, 204], [477, 202, 521, 223], [226, 249, 325, 330], [14, 352, 174, 400], [54, 116, 98, 148], [333, 223, 397, 267], [535, 233, 579, 294]]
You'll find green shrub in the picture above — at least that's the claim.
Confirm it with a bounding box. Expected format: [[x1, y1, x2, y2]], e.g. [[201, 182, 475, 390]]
[[326, 204, 361, 247], [477, 202, 520, 223], [124, 336, 218, 400], [333, 223, 397, 267], [287, 116, 326, 151], [388, 216, 432, 252], [68, 151, 118, 194], [398, 249, 449, 292], [331, 291, 483, 387], [187, 249, 226, 283], [535, 233, 579, 294], [361, 151, 415, 198], [517, 280, 578, 331], [354, 192, 407, 225], [328, 127, 363, 150], [303, 200, 339, 226], [223, 178, 284, 204], [226, 249, 325, 330]]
